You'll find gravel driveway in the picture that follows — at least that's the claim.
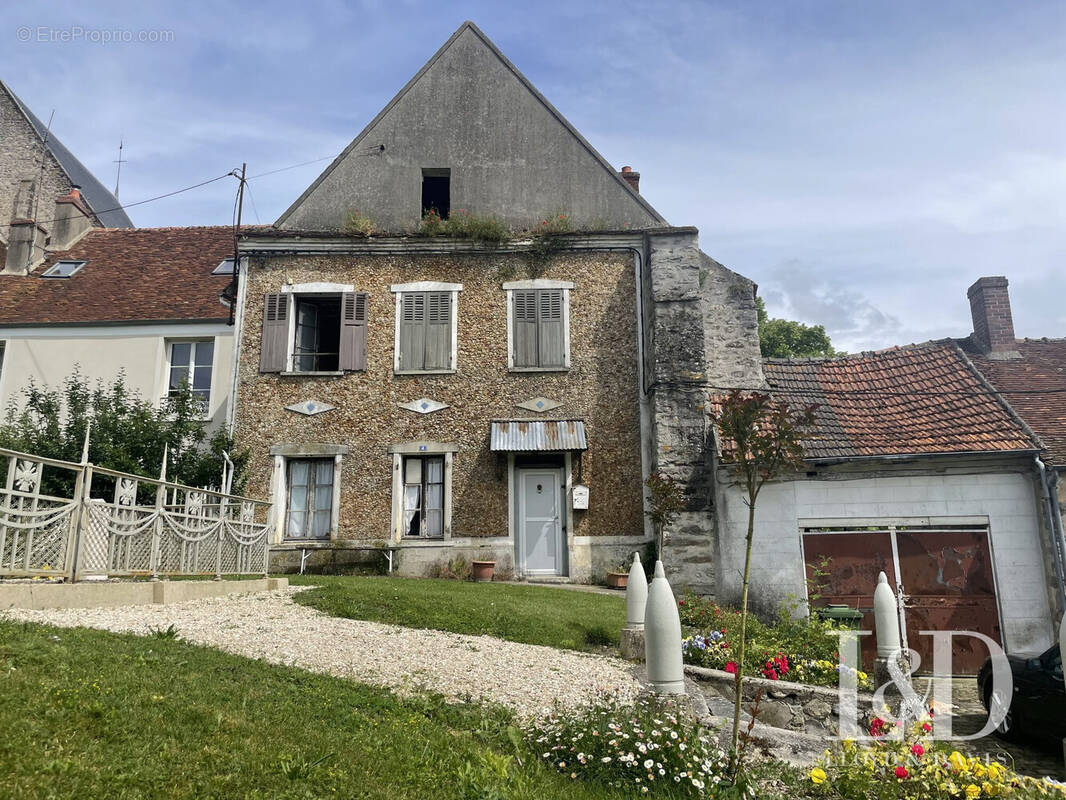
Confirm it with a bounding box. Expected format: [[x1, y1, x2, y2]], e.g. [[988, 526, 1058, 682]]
[[1, 587, 640, 720]]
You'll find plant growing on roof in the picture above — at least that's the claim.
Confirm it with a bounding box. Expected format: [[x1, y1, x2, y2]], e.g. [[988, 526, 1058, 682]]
[[644, 471, 684, 564], [341, 209, 375, 237], [713, 389, 816, 775]]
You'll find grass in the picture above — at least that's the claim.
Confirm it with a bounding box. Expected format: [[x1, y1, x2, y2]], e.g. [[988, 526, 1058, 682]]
[[290, 576, 626, 651], [0, 619, 627, 799]]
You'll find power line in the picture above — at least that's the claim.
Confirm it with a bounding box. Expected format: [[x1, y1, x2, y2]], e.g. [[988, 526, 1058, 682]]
[[247, 155, 335, 180]]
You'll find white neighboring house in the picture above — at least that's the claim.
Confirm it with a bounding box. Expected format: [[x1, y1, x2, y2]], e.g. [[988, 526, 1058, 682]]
[[0, 193, 238, 428]]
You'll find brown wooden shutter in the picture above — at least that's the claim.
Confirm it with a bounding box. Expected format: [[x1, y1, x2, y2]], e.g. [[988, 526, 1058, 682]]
[[398, 293, 425, 371], [513, 290, 538, 367], [259, 293, 288, 373], [538, 289, 565, 367], [339, 292, 368, 371], [424, 292, 452, 370]]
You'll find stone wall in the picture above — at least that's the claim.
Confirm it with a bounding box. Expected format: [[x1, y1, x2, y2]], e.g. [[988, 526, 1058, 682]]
[[234, 248, 645, 575]]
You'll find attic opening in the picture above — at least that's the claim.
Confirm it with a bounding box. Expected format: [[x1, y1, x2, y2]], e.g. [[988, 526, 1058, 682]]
[[421, 168, 450, 219]]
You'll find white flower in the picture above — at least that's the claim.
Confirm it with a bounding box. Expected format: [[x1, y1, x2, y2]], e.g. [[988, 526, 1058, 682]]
[[643, 759, 654, 769], [601, 756, 612, 763]]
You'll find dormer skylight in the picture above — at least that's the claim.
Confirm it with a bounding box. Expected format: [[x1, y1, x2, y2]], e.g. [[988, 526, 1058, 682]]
[[41, 259, 86, 278], [212, 258, 236, 275]]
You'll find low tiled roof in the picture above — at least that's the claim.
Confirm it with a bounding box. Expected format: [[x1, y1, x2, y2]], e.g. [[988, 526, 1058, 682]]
[[0, 227, 235, 326], [759, 343, 1036, 460], [960, 337, 1066, 466]]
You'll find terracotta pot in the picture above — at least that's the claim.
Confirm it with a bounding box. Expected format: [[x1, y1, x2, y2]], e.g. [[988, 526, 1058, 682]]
[[606, 571, 629, 589], [471, 560, 496, 582]]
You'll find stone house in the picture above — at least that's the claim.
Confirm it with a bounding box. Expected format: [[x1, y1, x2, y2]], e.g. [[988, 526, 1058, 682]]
[[230, 22, 760, 580], [710, 340, 1057, 672], [0, 78, 132, 267]]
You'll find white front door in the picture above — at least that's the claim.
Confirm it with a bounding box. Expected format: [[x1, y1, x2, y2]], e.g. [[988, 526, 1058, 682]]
[[517, 468, 564, 575]]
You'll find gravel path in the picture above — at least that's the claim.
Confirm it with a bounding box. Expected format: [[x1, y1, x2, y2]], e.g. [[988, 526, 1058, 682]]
[[1, 587, 640, 720]]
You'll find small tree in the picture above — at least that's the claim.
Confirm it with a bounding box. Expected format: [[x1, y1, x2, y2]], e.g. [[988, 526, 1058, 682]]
[[644, 471, 684, 563], [714, 390, 816, 771], [756, 297, 842, 359], [0, 370, 248, 495]]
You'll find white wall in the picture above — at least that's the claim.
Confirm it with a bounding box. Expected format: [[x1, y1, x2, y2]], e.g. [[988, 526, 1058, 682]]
[[716, 468, 1053, 655], [0, 323, 234, 429]]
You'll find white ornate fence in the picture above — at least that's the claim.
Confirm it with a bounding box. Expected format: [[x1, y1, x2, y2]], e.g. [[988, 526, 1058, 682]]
[[0, 446, 271, 581]]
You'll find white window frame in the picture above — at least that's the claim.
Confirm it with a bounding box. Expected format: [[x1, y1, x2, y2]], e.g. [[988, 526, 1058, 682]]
[[387, 441, 457, 543], [390, 281, 462, 374], [164, 337, 216, 419], [503, 279, 573, 371], [280, 282, 354, 374], [269, 443, 347, 544]]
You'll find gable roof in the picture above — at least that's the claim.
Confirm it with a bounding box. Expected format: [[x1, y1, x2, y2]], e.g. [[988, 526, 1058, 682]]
[[1, 80, 133, 229], [277, 21, 667, 232], [0, 227, 235, 326], [959, 337, 1066, 466], [756, 343, 1037, 461]]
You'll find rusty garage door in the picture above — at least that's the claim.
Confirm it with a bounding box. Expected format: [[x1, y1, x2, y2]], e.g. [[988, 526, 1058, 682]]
[[802, 525, 1002, 675]]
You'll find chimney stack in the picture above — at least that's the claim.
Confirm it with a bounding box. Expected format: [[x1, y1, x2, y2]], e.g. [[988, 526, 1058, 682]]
[[620, 165, 640, 194], [3, 179, 48, 276], [967, 276, 1021, 359], [51, 186, 93, 250]]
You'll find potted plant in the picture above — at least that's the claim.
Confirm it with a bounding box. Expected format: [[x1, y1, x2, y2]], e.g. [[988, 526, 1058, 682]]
[[471, 559, 495, 582], [606, 558, 629, 590]]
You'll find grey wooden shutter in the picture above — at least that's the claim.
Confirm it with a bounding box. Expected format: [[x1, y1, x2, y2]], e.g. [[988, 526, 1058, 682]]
[[339, 292, 368, 371], [259, 293, 288, 373], [425, 292, 452, 370], [399, 293, 426, 371], [513, 290, 538, 367], [538, 289, 565, 367]]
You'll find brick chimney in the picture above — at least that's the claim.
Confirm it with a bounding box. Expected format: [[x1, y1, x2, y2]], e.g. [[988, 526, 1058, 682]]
[[3, 179, 48, 276], [51, 186, 93, 250], [619, 165, 640, 194], [967, 276, 1021, 359]]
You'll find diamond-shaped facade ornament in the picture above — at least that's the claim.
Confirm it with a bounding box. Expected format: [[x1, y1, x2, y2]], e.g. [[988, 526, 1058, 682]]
[[399, 397, 449, 415], [515, 396, 562, 413], [285, 400, 336, 417]]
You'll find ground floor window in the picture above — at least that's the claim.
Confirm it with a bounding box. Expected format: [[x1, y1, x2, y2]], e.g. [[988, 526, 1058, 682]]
[[403, 455, 444, 538], [286, 458, 334, 539]]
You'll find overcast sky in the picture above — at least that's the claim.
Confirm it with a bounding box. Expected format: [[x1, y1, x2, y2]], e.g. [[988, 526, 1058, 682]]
[[4, 1, 1063, 352]]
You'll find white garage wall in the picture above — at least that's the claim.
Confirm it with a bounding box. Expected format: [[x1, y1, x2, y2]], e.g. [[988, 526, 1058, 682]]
[[715, 468, 1053, 655]]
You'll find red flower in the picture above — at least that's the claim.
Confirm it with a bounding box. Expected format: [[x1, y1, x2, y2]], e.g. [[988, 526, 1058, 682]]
[[911, 744, 924, 757], [894, 766, 909, 779], [724, 662, 738, 674], [921, 722, 932, 733], [870, 717, 887, 737]]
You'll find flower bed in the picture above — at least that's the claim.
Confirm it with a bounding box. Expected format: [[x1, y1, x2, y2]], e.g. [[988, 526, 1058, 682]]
[[678, 592, 871, 690]]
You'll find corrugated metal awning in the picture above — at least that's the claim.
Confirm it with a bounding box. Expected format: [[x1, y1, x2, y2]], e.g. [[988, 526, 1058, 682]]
[[490, 420, 587, 452]]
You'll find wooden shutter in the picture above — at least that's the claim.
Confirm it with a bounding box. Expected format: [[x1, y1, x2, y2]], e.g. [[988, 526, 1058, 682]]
[[513, 290, 538, 367], [537, 289, 565, 367], [339, 292, 368, 371], [398, 293, 426, 371], [259, 293, 288, 373], [424, 292, 452, 370]]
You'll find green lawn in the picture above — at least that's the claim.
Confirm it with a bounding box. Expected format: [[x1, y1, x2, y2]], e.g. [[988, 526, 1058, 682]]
[[291, 576, 626, 651], [0, 619, 624, 800]]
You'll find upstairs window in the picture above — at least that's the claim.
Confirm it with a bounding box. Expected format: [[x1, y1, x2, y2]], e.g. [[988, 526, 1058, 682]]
[[41, 259, 86, 278], [167, 339, 214, 415], [421, 168, 450, 219], [391, 282, 462, 374], [504, 280, 573, 370], [259, 289, 367, 374]]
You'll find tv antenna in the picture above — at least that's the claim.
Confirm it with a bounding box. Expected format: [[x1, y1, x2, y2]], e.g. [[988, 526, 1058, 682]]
[[113, 137, 127, 198]]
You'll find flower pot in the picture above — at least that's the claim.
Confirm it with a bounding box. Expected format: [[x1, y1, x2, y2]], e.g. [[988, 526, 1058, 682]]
[[471, 560, 496, 582], [606, 571, 629, 590]]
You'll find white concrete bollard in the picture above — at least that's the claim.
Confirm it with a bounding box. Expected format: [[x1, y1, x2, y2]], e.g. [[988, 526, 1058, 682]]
[[874, 571, 902, 659], [626, 552, 648, 630], [645, 559, 685, 694]]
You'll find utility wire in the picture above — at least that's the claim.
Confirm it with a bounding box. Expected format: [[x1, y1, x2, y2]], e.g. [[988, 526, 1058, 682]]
[[247, 155, 335, 180]]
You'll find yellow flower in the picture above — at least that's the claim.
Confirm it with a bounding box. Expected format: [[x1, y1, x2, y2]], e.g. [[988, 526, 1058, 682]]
[[949, 752, 968, 772], [965, 784, 981, 799], [810, 768, 827, 785]]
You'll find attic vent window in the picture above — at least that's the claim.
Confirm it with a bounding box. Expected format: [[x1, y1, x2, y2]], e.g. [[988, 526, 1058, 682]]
[[41, 260, 86, 278], [212, 258, 236, 275], [422, 168, 450, 220]]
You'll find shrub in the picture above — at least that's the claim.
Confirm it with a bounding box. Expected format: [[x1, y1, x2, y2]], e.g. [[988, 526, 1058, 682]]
[[342, 210, 375, 237], [525, 694, 730, 797], [416, 209, 511, 243]]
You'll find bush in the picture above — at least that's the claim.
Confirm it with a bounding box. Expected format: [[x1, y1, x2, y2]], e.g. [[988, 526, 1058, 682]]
[[416, 209, 511, 243], [525, 694, 730, 797], [341, 209, 375, 237], [678, 592, 870, 690]]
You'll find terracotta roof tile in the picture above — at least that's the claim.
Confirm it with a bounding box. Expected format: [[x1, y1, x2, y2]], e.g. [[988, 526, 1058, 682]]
[[960, 337, 1066, 466], [758, 343, 1036, 460], [0, 227, 235, 326]]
